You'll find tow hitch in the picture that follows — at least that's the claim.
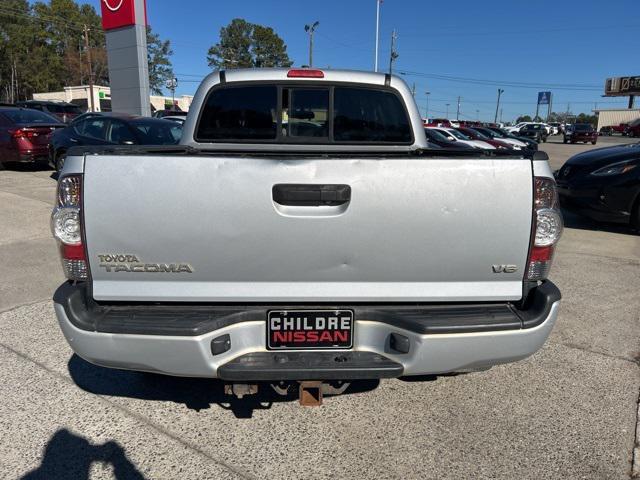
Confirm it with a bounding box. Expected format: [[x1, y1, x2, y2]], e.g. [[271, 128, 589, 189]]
[[224, 381, 350, 406]]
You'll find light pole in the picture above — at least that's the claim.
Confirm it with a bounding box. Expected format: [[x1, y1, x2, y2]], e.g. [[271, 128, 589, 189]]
[[304, 21, 319, 67], [166, 77, 178, 109], [445, 103, 450, 119], [494, 88, 504, 123], [424, 91, 430, 120], [388, 29, 398, 74], [476, 109, 479, 121], [374, 0, 381, 72]]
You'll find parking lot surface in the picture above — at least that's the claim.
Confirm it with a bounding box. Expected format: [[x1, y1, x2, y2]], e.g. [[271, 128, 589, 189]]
[[0, 136, 639, 479]]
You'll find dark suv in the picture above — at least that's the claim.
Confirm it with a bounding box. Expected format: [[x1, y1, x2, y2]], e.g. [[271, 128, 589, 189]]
[[564, 124, 597, 145], [16, 101, 83, 124], [518, 124, 548, 143]]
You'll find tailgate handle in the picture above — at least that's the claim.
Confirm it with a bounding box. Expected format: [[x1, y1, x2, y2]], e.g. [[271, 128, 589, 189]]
[[272, 184, 351, 206]]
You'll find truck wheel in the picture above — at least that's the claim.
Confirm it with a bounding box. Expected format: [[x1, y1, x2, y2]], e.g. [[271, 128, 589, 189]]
[[591, 141, 597, 145], [563, 137, 567, 144], [55, 152, 66, 172]]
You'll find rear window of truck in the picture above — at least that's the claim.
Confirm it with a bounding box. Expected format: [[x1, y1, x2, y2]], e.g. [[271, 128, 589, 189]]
[[195, 84, 412, 144]]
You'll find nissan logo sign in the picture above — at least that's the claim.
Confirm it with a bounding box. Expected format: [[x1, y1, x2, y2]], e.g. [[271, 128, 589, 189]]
[[102, 0, 124, 11]]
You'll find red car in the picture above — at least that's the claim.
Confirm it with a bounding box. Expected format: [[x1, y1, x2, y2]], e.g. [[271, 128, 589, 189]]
[[626, 119, 640, 137], [456, 126, 513, 149], [16, 100, 83, 124], [0, 107, 64, 167]]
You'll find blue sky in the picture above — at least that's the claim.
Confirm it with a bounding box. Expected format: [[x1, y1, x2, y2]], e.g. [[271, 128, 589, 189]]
[[82, 0, 639, 121]]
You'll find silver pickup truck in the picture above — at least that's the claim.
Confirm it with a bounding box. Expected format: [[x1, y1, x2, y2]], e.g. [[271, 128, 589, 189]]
[[52, 68, 562, 405]]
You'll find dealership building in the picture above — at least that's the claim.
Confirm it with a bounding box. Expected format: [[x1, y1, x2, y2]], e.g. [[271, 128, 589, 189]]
[[593, 107, 640, 130], [32, 85, 193, 114]]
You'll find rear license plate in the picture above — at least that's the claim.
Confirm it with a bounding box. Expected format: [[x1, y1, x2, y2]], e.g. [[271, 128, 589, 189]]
[[267, 310, 354, 350]]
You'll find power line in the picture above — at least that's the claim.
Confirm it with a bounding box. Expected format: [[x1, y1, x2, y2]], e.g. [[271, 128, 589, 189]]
[[398, 70, 602, 91]]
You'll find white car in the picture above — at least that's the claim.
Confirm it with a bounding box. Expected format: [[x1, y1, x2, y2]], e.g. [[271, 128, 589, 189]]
[[428, 127, 496, 150]]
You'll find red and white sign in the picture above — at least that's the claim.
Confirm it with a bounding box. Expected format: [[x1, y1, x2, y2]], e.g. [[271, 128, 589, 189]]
[[101, 0, 144, 30]]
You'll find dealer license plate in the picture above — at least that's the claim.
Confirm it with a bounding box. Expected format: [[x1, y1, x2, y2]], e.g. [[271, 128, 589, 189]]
[[267, 310, 354, 350]]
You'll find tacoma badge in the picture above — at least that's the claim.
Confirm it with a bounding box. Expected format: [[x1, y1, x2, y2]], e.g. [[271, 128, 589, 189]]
[[98, 254, 193, 273]]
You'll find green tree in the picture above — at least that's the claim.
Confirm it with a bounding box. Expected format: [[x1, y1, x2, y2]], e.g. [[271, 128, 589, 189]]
[[516, 115, 532, 123], [147, 26, 174, 95], [0, 0, 62, 101], [207, 18, 292, 69], [252, 24, 292, 67]]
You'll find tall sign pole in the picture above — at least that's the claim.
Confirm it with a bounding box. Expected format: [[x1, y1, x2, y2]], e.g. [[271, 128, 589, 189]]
[[374, 0, 381, 72], [100, 0, 150, 116]]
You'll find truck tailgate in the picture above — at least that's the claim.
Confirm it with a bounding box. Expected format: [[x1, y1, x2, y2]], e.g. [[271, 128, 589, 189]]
[[83, 154, 533, 302]]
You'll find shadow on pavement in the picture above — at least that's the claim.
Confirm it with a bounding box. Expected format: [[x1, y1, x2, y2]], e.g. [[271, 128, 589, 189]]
[[1, 161, 52, 173], [20, 429, 145, 480], [68, 354, 380, 418], [561, 208, 638, 236]]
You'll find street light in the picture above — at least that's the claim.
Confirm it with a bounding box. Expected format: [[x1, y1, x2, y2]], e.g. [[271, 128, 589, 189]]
[[494, 88, 504, 123], [304, 21, 320, 67], [165, 77, 178, 109], [445, 103, 450, 119], [476, 109, 480, 121], [424, 91, 431, 120]]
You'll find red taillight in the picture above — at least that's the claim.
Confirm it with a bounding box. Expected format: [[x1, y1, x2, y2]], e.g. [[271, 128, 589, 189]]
[[12, 128, 34, 139], [12, 127, 51, 139], [61, 243, 85, 260], [526, 177, 563, 281], [287, 69, 324, 78], [51, 174, 88, 281]]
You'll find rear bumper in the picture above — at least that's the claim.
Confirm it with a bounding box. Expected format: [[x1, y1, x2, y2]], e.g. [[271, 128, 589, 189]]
[[53, 282, 561, 379]]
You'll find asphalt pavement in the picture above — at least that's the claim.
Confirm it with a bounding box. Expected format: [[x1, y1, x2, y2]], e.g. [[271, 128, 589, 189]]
[[0, 136, 638, 479]]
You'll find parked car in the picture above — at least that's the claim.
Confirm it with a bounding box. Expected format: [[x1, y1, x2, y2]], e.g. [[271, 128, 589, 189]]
[[0, 107, 64, 168], [51, 68, 562, 405], [599, 126, 614, 136], [474, 126, 531, 150], [49, 113, 182, 171], [428, 127, 495, 149], [161, 115, 186, 125], [484, 127, 538, 151], [423, 127, 474, 149], [16, 100, 83, 124], [556, 143, 640, 226], [424, 118, 457, 128], [548, 122, 562, 135], [507, 122, 551, 136], [610, 123, 629, 135], [457, 127, 514, 150], [153, 109, 187, 119], [563, 124, 597, 144], [519, 124, 548, 143], [626, 119, 640, 138], [505, 122, 537, 134]]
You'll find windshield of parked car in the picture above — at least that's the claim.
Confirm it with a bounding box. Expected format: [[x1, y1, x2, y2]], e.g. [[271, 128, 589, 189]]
[[487, 128, 509, 138], [2, 108, 60, 124], [446, 129, 471, 140], [573, 124, 593, 132], [46, 104, 83, 114], [524, 124, 543, 130], [465, 128, 490, 140], [132, 120, 182, 144], [424, 128, 450, 142]]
